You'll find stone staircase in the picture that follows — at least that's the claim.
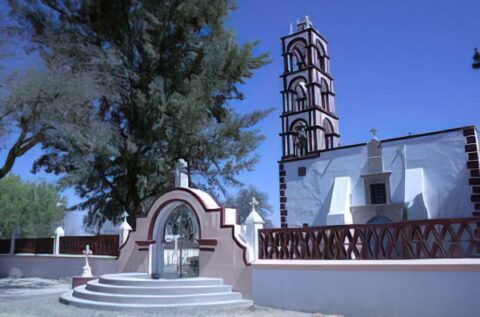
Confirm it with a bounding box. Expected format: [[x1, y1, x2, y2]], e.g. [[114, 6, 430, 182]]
[[59, 273, 252, 311]]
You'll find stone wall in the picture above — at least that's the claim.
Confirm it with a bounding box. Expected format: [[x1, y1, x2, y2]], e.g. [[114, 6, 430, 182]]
[[252, 259, 480, 317], [0, 254, 117, 279]]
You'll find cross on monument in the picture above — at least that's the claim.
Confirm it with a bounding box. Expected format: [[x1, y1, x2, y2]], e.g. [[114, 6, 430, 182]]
[[82, 244, 93, 277], [122, 211, 129, 222], [370, 128, 378, 140], [250, 196, 259, 212]]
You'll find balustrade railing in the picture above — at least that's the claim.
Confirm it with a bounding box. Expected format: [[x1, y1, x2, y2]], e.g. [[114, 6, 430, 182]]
[[14, 238, 54, 254], [60, 235, 119, 256], [0, 239, 10, 254], [258, 218, 480, 260]]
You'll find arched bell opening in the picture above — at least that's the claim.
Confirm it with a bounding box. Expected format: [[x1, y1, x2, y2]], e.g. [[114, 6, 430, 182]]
[[151, 201, 200, 279]]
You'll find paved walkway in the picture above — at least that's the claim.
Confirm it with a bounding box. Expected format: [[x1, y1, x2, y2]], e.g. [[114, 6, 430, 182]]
[[0, 278, 341, 317]]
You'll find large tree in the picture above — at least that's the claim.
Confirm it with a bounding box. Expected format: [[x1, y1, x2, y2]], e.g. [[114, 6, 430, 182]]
[[0, 69, 100, 180], [5, 0, 270, 228], [0, 175, 65, 238]]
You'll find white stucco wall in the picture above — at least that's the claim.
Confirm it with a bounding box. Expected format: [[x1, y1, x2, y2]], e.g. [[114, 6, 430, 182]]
[[0, 254, 117, 278], [283, 130, 473, 226], [252, 259, 480, 317]]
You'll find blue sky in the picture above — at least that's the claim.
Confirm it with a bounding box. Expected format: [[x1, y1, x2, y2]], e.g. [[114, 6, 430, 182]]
[[2, 0, 480, 225]]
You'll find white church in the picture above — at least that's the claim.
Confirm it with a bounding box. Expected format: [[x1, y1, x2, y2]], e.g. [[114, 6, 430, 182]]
[[278, 17, 479, 228]]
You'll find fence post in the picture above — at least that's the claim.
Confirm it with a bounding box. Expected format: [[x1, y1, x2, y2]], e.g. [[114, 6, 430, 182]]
[[245, 197, 265, 262], [119, 211, 132, 247], [54, 226, 65, 255], [9, 230, 16, 255]]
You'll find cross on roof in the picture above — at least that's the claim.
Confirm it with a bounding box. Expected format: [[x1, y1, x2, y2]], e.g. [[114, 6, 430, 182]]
[[250, 196, 259, 212], [370, 128, 378, 140]]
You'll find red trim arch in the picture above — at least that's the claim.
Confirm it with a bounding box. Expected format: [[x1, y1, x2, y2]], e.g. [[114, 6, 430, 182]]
[[144, 187, 251, 266]]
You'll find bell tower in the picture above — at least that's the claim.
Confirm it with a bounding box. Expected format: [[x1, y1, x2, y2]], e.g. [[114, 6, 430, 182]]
[[280, 17, 340, 160]]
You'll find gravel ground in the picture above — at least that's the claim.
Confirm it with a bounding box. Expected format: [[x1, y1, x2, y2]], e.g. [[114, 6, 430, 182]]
[[0, 278, 341, 317]]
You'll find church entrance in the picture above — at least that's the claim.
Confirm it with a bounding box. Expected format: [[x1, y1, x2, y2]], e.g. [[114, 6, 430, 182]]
[[151, 202, 200, 279]]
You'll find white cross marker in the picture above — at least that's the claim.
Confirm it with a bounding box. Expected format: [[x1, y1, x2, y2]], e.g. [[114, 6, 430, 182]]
[[370, 128, 378, 140], [82, 244, 93, 277], [250, 196, 259, 212]]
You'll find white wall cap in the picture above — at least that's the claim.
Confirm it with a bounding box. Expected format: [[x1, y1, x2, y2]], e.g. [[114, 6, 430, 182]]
[[245, 209, 265, 224], [188, 188, 221, 210], [54, 226, 65, 236]]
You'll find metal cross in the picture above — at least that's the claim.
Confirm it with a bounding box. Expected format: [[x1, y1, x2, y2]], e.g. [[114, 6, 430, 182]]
[[250, 196, 259, 212], [122, 211, 129, 222], [82, 244, 93, 266], [370, 128, 378, 140]]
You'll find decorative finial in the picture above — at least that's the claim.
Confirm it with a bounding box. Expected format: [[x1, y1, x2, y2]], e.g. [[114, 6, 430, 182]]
[[82, 244, 93, 277], [290, 22, 293, 34], [250, 196, 259, 213], [122, 211, 129, 222], [370, 128, 378, 140]]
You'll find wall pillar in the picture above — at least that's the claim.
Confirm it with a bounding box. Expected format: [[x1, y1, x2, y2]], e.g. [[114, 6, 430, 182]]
[[53, 226, 65, 255]]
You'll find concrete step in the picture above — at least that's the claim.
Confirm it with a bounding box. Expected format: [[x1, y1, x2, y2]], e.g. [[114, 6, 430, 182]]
[[99, 273, 223, 287], [60, 291, 253, 312], [86, 280, 232, 295], [73, 285, 242, 304]]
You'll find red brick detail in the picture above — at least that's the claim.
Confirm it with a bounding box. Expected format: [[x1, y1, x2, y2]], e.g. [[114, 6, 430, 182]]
[[279, 164, 284, 171], [280, 183, 286, 190], [472, 186, 480, 194], [469, 152, 479, 161], [471, 169, 480, 177], [475, 203, 480, 210], [279, 170, 286, 177], [466, 136, 477, 144], [465, 144, 477, 152], [463, 128, 475, 136], [467, 161, 479, 169], [471, 195, 480, 203], [280, 209, 288, 216], [279, 190, 285, 197], [279, 177, 285, 183], [280, 203, 286, 210], [469, 178, 480, 185], [72, 276, 97, 289], [281, 223, 288, 228], [280, 196, 287, 203], [280, 216, 287, 222], [473, 211, 480, 217]]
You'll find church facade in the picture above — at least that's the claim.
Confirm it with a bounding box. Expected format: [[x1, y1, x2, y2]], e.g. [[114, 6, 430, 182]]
[[278, 18, 480, 228]]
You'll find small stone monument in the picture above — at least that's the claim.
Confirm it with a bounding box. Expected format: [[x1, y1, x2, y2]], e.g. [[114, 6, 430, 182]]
[[82, 244, 93, 277], [119, 211, 132, 246], [71, 244, 97, 288]]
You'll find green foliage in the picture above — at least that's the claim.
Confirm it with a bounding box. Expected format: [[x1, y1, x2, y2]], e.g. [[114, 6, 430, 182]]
[[0, 175, 65, 238], [4, 0, 271, 228], [224, 186, 273, 226], [0, 69, 101, 180]]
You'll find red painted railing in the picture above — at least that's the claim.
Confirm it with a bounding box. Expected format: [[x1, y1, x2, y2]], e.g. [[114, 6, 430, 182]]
[[14, 238, 54, 254], [0, 239, 10, 254], [259, 218, 480, 260], [60, 235, 119, 256]]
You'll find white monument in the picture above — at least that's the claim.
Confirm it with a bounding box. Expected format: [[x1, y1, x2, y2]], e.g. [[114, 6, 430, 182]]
[[175, 159, 189, 188], [82, 244, 93, 277], [245, 197, 265, 261]]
